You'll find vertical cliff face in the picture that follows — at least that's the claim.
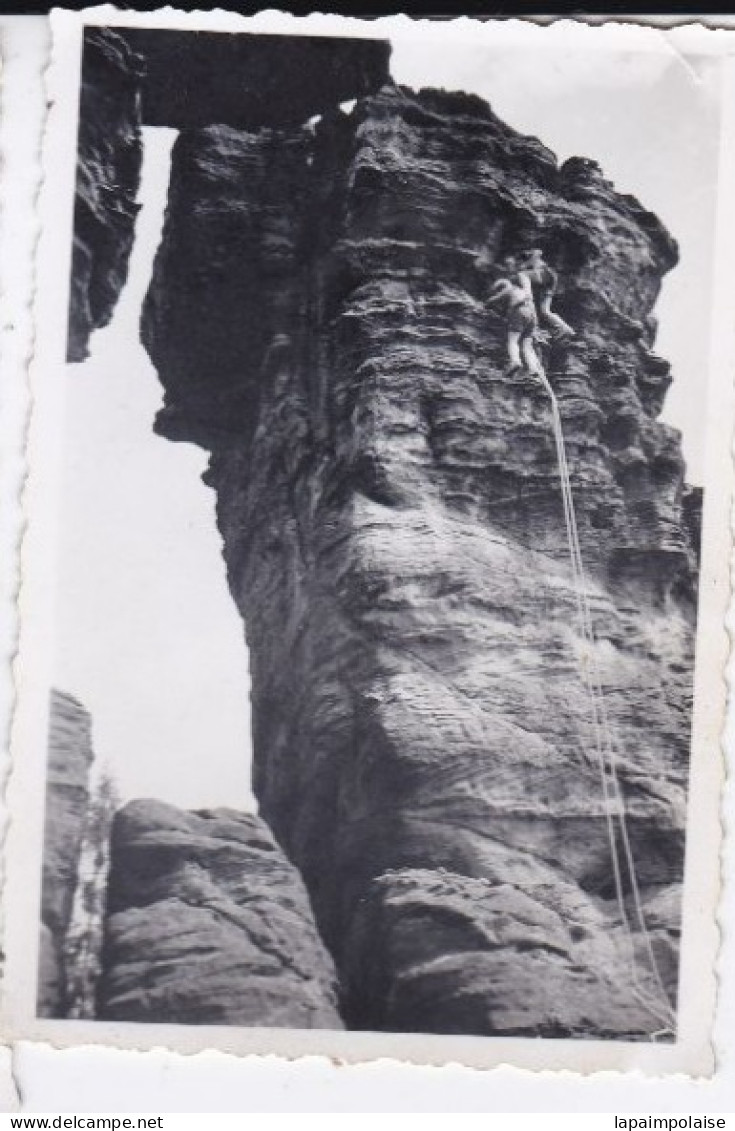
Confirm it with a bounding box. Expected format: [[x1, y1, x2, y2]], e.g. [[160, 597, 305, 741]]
[[142, 84, 698, 1037], [38, 690, 95, 1017], [98, 800, 343, 1028], [67, 28, 144, 362]]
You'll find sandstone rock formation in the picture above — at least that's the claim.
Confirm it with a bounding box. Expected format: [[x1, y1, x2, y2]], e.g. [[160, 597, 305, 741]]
[[67, 24, 390, 358], [67, 28, 144, 362], [98, 799, 343, 1028], [38, 690, 95, 1017], [141, 83, 699, 1038], [344, 869, 682, 1037], [118, 28, 391, 131]]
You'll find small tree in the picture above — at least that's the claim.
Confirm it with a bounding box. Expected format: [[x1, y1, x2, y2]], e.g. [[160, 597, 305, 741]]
[[64, 768, 120, 1018]]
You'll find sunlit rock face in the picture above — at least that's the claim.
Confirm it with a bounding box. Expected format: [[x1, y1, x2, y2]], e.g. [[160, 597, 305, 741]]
[[98, 800, 343, 1028], [141, 82, 698, 1038], [67, 28, 144, 362], [38, 690, 95, 1017]]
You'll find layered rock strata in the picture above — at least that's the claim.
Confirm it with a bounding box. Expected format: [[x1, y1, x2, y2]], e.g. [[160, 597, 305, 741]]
[[142, 84, 699, 1037], [38, 690, 95, 1017], [67, 28, 144, 362], [98, 800, 343, 1027]]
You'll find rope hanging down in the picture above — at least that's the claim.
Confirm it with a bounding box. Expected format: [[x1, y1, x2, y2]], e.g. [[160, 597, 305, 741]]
[[536, 365, 677, 1038]]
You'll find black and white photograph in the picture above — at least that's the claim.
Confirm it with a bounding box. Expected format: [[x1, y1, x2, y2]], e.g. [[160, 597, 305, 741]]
[[3, 10, 733, 1077]]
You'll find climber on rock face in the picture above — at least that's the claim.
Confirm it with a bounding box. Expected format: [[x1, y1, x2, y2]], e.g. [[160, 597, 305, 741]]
[[519, 248, 575, 340], [485, 255, 544, 377]]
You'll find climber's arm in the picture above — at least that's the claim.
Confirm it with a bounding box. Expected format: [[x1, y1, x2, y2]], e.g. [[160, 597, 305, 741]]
[[485, 279, 511, 306], [537, 265, 575, 337], [537, 265, 559, 315]]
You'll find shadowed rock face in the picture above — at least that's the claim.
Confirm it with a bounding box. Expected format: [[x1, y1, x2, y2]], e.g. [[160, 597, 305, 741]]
[[98, 800, 343, 1028], [118, 28, 391, 131], [344, 869, 681, 1037], [38, 690, 95, 1017], [142, 84, 698, 1038], [67, 28, 144, 363]]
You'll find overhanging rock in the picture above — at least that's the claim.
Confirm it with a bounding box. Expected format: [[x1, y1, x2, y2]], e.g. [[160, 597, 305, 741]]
[[117, 28, 392, 130], [67, 27, 391, 362]]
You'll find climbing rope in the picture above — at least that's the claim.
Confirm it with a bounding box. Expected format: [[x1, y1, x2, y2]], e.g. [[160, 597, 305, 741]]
[[536, 364, 677, 1036]]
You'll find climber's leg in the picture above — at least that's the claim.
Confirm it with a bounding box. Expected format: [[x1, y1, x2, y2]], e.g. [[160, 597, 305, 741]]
[[542, 309, 575, 339], [520, 331, 543, 376], [505, 329, 523, 374]]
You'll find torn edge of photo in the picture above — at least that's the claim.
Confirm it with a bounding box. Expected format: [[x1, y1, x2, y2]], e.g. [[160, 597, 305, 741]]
[[2, 5, 735, 1077]]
